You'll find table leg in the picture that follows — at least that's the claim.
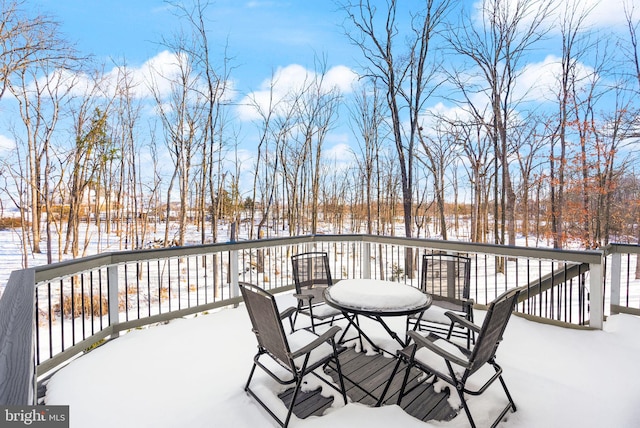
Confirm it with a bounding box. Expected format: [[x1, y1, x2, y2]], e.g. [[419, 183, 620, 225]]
[[338, 312, 381, 352], [404, 309, 427, 344], [372, 315, 407, 347]]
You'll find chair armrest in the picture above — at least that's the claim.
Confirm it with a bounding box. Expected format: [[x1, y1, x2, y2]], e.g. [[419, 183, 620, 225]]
[[280, 306, 297, 321], [293, 293, 315, 303], [445, 311, 481, 333], [407, 330, 470, 369], [462, 297, 475, 307], [290, 325, 342, 359]]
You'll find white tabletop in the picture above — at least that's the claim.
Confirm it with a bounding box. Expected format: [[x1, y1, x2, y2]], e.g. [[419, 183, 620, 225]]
[[326, 278, 429, 312]]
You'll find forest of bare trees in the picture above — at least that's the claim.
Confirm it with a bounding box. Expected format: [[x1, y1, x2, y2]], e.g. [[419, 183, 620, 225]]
[[1, 0, 639, 268]]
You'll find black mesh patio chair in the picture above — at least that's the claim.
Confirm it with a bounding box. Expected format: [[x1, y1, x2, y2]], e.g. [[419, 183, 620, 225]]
[[239, 282, 347, 428], [407, 253, 474, 348], [291, 252, 343, 333], [393, 287, 521, 428]]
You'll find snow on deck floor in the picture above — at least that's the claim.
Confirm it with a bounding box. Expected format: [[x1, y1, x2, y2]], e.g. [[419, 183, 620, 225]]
[[43, 292, 640, 428]]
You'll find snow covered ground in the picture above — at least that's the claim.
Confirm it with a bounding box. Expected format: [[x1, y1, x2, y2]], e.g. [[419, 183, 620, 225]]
[[43, 291, 640, 428]]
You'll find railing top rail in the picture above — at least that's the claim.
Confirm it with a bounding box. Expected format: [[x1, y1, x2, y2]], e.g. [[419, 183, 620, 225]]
[[33, 235, 313, 284], [604, 243, 640, 255], [32, 234, 606, 284], [355, 235, 603, 264]]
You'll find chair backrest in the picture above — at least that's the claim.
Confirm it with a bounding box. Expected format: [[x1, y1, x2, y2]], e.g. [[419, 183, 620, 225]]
[[291, 252, 333, 293], [421, 253, 471, 303], [239, 282, 292, 367], [467, 288, 521, 374]]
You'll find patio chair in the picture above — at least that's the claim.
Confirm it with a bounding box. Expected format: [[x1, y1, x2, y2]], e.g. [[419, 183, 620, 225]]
[[407, 253, 474, 348], [394, 287, 521, 428], [239, 282, 347, 428], [291, 252, 343, 333]]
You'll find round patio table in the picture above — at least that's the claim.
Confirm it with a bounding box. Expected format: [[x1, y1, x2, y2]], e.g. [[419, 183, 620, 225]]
[[324, 278, 432, 407], [324, 278, 432, 348]]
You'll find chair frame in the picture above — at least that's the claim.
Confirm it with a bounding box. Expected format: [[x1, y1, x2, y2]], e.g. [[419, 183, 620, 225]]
[[408, 253, 474, 347], [395, 288, 521, 428], [291, 251, 342, 332], [239, 282, 347, 428]]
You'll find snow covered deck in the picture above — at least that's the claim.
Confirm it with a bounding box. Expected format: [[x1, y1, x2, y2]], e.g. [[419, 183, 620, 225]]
[[40, 291, 640, 428]]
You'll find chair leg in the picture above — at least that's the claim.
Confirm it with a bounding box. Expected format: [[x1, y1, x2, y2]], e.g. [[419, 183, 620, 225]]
[[444, 360, 480, 428], [244, 362, 258, 392], [396, 357, 413, 405], [245, 360, 286, 427], [377, 355, 403, 406], [291, 310, 299, 333], [283, 375, 305, 428], [331, 352, 348, 405], [308, 306, 317, 333], [455, 383, 477, 428], [498, 373, 517, 412]]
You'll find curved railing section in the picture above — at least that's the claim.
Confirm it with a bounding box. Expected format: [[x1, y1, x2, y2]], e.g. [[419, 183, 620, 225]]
[[1, 234, 637, 406]]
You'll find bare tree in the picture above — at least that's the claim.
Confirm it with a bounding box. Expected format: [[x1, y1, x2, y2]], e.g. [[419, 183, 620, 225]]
[[296, 59, 342, 234], [445, 0, 553, 264], [512, 115, 546, 246], [342, 0, 453, 279], [168, 0, 234, 245], [2, 0, 80, 260], [547, 0, 596, 248], [341, 0, 454, 240], [8, 62, 76, 258], [622, 1, 640, 277], [417, 119, 461, 240], [349, 78, 387, 235], [65, 96, 112, 258], [0, 0, 73, 101], [149, 42, 205, 246], [106, 61, 144, 250], [247, 70, 297, 240]]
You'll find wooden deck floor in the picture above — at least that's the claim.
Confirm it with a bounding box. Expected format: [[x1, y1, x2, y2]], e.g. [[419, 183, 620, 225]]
[[279, 348, 457, 423]]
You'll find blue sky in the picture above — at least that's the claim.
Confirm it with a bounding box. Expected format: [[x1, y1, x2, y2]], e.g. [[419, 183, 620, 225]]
[[24, 0, 639, 126], [24, 0, 365, 168], [36, 0, 355, 92]]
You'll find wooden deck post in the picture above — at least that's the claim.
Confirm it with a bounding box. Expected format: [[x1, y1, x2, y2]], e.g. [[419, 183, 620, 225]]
[[609, 252, 622, 315], [0, 268, 36, 405], [589, 258, 604, 329], [230, 249, 239, 298], [108, 265, 120, 338], [362, 242, 371, 279]]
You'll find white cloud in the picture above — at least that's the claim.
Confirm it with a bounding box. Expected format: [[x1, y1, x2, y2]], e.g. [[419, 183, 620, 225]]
[[472, 0, 634, 33], [26, 51, 237, 104], [515, 54, 595, 102], [572, 0, 635, 29], [0, 134, 15, 153], [325, 142, 352, 162], [105, 50, 187, 99], [237, 64, 358, 122], [324, 66, 360, 94]]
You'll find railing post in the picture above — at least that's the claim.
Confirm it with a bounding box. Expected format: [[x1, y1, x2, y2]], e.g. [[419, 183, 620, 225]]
[[360, 241, 371, 279], [589, 258, 604, 329], [362, 241, 371, 279], [108, 265, 120, 338], [610, 252, 622, 315], [0, 268, 36, 405], [230, 249, 239, 298]]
